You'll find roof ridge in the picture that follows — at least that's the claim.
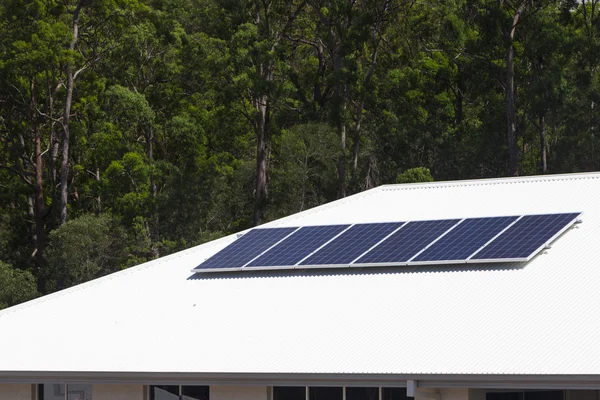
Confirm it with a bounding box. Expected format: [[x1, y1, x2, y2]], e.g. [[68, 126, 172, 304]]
[[379, 172, 600, 191]]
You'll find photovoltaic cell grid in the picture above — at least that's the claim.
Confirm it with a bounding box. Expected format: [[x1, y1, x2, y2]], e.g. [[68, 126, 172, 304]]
[[413, 216, 518, 262], [469, 212, 580, 260], [194, 227, 297, 270], [193, 213, 581, 272], [245, 224, 350, 268], [300, 222, 405, 266], [354, 219, 461, 264]]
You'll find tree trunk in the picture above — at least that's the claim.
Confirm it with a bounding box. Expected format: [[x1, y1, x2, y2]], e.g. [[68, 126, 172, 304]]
[[337, 116, 347, 199], [30, 80, 46, 292], [333, 48, 347, 198], [505, 43, 518, 176], [456, 63, 464, 139], [314, 39, 326, 113], [253, 96, 269, 226], [95, 166, 102, 213], [504, 1, 527, 177], [59, 79, 72, 224], [59, 0, 85, 224], [147, 125, 157, 197], [539, 114, 547, 174]]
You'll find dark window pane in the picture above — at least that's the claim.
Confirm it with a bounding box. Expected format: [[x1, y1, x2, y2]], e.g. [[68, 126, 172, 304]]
[[152, 386, 179, 400], [40, 384, 66, 400], [487, 393, 524, 400], [182, 386, 210, 400], [347, 387, 379, 400], [67, 384, 92, 400], [309, 387, 343, 400], [274, 387, 306, 400], [383, 388, 411, 400], [525, 392, 564, 400]]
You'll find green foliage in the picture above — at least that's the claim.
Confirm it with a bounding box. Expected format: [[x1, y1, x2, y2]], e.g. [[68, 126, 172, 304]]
[[396, 168, 435, 184], [270, 123, 339, 216], [0, 262, 38, 310], [45, 214, 125, 290], [0, 0, 600, 307]]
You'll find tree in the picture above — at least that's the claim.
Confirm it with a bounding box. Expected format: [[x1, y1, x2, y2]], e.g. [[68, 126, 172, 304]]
[[501, 0, 530, 176], [396, 167, 434, 184], [45, 214, 125, 290], [0, 261, 38, 310]]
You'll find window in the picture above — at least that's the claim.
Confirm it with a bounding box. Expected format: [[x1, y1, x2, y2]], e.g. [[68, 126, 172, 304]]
[[383, 388, 412, 400], [38, 384, 92, 400], [274, 387, 305, 400], [273, 387, 409, 400], [347, 388, 380, 400], [181, 386, 209, 400], [152, 386, 179, 400], [310, 387, 343, 400], [487, 391, 564, 400], [150, 385, 209, 400]]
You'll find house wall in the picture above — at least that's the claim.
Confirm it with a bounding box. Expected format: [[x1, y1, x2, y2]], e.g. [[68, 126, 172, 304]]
[[92, 384, 144, 400], [210, 385, 268, 400], [0, 384, 33, 400], [470, 388, 487, 400], [442, 388, 470, 400]]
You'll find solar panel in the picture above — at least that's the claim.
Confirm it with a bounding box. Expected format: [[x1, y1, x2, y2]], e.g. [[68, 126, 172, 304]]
[[192, 213, 581, 273], [245, 224, 350, 268], [353, 219, 460, 265], [412, 216, 518, 263], [299, 222, 405, 266], [469, 213, 580, 261], [193, 227, 297, 271]]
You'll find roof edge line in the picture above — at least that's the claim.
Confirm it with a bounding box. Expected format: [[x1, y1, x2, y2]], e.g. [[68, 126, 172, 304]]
[[2, 371, 600, 387], [379, 171, 600, 191]]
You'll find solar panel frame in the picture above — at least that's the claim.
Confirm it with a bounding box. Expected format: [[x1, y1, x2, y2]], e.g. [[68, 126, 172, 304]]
[[192, 227, 300, 273], [351, 218, 462, 267], [467, 212, 581, 263], [406, 216, 520, 265], [192, 212, 582, 273], [405, 218, 466, 263], [243, 224, 351, 270], [297, 222, 406, 269]]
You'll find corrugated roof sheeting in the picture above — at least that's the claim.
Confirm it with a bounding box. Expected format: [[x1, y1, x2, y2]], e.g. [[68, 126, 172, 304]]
[[1, 173, 600, 376]]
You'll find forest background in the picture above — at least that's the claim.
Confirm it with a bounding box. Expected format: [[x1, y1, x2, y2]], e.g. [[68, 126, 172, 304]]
[[1, 0, 598, 309]]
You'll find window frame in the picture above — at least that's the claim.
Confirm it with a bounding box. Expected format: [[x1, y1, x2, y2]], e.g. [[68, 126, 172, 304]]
[[274, 386, 409, 400], [37, 384, 93, 400], [149, 384, 210, 400]]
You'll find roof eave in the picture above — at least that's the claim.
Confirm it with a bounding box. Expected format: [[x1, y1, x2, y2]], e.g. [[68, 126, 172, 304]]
[[2, 371, 600, 389]]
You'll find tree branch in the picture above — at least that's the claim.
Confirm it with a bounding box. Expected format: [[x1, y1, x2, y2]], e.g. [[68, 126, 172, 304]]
[[0, 164, 34, 186]]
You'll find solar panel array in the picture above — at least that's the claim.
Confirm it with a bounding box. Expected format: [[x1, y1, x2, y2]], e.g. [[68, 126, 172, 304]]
[[193, 213, 581, 272]]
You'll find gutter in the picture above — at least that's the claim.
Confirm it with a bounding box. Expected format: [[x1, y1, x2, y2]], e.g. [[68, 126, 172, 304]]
[[2, 372, 600, 389]]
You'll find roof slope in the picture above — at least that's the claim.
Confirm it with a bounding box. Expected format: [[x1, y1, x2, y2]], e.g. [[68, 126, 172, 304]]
[[1, 173, 600, 377]]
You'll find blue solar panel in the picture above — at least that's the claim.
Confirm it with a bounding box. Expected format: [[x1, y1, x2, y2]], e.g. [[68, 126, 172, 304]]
[[354, 219, 460, 264], [246, 225, 350, 267], [470, 213, 580, 260], [299, 222, 404, 266], [194, 227, 297, 270], [413, 216, 518, 262]]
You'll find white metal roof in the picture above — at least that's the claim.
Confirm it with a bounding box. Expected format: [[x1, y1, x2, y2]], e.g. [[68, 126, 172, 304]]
[[1, 172, 600, 382]]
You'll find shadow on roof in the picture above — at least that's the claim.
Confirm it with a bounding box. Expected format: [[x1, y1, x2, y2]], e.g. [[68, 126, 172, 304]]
[[186, 262, 526, 280]]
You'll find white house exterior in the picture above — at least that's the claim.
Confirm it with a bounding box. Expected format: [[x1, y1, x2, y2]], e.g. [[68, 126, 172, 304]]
[[1, 172, 600, 400]]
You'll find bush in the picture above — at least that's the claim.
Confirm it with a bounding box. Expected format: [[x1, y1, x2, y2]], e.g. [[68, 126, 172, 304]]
[[396, 167, 434, 184], [45, 214, 125, 290], [0, 262, 38, 310]]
